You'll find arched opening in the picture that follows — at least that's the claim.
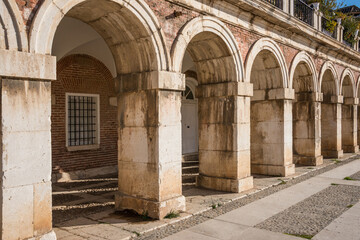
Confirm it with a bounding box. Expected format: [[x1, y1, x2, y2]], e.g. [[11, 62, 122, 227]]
[[248, 45, 295, 177], [180, 69, 199, 189], [341, 73, 358, 153], [173, 17, 253, 193], [292, 60, 322, 166], [320, 66, 343, 158], [33, 0, 185, 223]]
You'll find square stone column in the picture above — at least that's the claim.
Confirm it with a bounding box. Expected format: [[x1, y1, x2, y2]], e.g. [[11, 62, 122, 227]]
[[251, 88, 295, 177], [293, 92, 323, 166], [342, 98, 359, 153], [115, 71, 185, 219], [321, 96, 344, 158], [196, 82, 254, 193], [0, 50, 56, 240]]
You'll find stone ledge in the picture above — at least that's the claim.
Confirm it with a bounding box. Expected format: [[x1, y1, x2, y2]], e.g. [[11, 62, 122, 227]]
[[295, 92, 323, 102], [116, 71, 185, 93], [52, 165, 118, 183], [0, 50, 56, 80], [197, 82, 253, 98], [252, 88, 295, 101], [343, 97, 359, 105]]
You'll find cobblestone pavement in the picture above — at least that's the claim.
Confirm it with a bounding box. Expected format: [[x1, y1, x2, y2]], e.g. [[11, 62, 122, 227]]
[[53, 154, 360, 240], [256, 185, 360, 237]]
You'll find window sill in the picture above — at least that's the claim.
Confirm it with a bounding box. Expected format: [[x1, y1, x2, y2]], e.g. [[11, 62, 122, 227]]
[[67, 144, 100, 152]]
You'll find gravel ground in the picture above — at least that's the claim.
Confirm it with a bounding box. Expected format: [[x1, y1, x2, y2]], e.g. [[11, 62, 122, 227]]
[[256, 185, 360, 237], [349, 171, 360, 180], [135, 155, 359, 240]]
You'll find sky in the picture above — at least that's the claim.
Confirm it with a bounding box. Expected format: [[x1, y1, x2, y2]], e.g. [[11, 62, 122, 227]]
[[342, 0, 360, 7]]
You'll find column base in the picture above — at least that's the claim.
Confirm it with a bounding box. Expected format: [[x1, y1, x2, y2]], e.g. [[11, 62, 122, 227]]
[[322, 150, 343, 158], [31, 230, 56, 240], [251, 164, 295, 177], [294, 155, 323, 166], [196, 175, 253, 193], [115, 193, 185, 220], [343, 145, 359, 154]]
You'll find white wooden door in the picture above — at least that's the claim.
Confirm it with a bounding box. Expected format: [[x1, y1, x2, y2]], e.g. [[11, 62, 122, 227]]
[[181, 101, 198, 154]]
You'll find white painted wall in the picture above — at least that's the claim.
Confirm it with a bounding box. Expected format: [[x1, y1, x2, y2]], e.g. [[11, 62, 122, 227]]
[[52, 17, 117, 77]]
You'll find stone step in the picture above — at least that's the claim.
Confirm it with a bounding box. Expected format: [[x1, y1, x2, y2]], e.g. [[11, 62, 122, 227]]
[[182, 173, 198, 184], [182, 153, 199, 162], [182, 160, 199, 168], [182, 165, 199, 174]]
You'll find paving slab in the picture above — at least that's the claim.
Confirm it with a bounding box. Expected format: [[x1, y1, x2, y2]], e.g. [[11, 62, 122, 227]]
[[163, 230, 219, 240], [164, 220, 301, 240], [313, 201, 360, 240], [215, 177, 331, 226], [65, 224, 134, 240], [319, 159, 360, 179]]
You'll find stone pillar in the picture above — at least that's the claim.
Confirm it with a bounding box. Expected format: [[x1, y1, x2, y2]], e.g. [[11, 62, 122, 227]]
[[0, 50, 56, 239], [310, 3, 320, 29], [321, 96, 344, 158], [342, 98, 359, 153], [251, 88, 295, 177], [115, 71, 186, 219], [289, 0, 294, 16], [283, 0, 290, 14], [196, 82, 254, 193], [293, 92, 323, 166], [337, 18, 344, 43]]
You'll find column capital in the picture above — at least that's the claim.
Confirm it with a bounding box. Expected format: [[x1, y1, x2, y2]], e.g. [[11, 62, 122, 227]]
[[329, 95, 344, 104], [295, 92, 323, 102], [0, 50, 56, 80], [253, 88, 295, 101], [116, 71, 185, 93], [196, 82, 253, 98], [344, 97, 359, 105]]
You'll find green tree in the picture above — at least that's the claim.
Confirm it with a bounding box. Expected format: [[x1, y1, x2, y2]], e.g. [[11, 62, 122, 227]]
[[306, 0, 344, 18]]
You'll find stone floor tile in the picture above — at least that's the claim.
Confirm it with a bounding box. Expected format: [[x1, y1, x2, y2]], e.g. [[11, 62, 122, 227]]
[[162, 230, 219, 240], [66, 224, 134, 240], [188, 219, 249, 239]]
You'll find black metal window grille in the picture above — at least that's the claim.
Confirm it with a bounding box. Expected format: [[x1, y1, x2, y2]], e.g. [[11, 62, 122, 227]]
[[294, 0, 314, 26], [321, 17, 337, 39], [262, 0, 283, 9], [67, 95, 98, 146]]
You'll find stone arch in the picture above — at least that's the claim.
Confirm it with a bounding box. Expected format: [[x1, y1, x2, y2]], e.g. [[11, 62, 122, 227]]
[[0, 0, 28, 51], [247, 38, 294, 177], [245, 38, 288, 87], [340, 68, 358, 154], [340, 68, 356, 98], [171, 16, 244, 83], [357, 76, 360, 98], [319, 61, 344, 158], [29, 0, 169, 74], [290, 52, 322, 166], [289, 51, 318, 92], [319, 61, 340, 96]]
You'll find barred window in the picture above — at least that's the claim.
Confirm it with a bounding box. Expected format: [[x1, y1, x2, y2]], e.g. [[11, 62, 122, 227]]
[[66, 93, 100, 148]]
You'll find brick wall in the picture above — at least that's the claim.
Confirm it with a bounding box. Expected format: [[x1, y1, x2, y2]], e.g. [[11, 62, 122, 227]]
[[52, 54, 117, 173]]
